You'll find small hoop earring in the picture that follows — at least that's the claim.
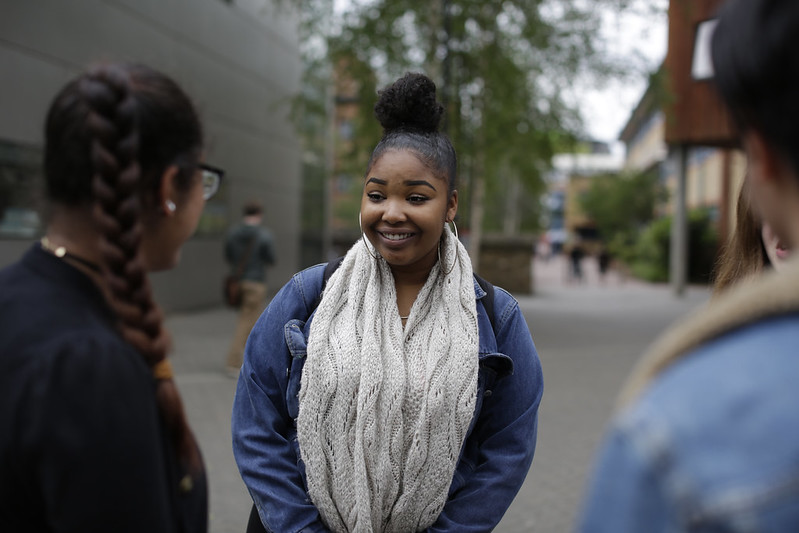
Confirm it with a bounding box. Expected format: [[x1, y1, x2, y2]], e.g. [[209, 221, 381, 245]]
[[359, 213, 379, 259], [440, 219, 457, 276]]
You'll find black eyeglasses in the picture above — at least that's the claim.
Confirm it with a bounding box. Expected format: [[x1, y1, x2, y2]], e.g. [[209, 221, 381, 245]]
[[200, 163, 225, 200]]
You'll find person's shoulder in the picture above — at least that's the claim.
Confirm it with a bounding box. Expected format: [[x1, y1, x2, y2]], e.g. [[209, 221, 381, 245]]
[[225, 223, 245, 239], [0, 253, 26, 289], [490, 284, 517, 308], [476, 278, 519, 323], [624, 313, 799, 445], [270, 262, 327, 310], [617, 314, 799, 522], [292, 262, 325, 284]]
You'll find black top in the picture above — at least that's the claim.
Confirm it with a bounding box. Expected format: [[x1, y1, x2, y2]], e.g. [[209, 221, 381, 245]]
[[0, 245, 207, 532]]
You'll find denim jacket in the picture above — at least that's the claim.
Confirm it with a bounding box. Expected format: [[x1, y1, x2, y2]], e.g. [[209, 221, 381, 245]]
[[579, 314, 799, 532], [232, 263, 543, 533]]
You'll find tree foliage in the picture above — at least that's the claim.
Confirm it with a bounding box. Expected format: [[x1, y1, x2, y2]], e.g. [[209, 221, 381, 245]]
[[630, 208, 719, 284], [328, 1, 635, 217], [579, 167, 665, 250], [288, 0, 664, 264]]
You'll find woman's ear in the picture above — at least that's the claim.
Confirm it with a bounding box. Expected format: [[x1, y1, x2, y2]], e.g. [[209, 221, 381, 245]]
[[158, 165, 181, 216], [446, 190, 458, 222]]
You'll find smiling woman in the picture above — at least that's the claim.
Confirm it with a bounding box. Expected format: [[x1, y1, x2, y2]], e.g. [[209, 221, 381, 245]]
[[360, 150, 456, 275], [232, 72, 543, 533]]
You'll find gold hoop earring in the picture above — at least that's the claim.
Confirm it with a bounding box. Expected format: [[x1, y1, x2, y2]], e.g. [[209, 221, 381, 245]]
[[440, 219, 457, 275], [359, 213, 379, 259], [449, 219, 458, 241]]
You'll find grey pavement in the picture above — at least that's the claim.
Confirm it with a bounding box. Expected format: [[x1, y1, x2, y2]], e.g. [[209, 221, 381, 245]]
[[168, 255, 711, 533]]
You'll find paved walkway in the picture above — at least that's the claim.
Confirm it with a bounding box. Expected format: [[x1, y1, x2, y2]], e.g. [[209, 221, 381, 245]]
[[168, 255, 711, 532], [501, 256, 709, 532]]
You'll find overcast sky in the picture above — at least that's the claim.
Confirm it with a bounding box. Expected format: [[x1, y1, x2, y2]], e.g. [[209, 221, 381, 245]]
[[578, 1, 669, 144], [332, 0, 669, 147]]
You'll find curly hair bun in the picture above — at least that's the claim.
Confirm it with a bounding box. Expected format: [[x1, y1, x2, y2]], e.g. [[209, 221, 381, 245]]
[[374, 72, 444, 134]]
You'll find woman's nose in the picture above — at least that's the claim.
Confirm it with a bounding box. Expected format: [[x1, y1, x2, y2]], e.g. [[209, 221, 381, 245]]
[[382, 199, 407, 223]]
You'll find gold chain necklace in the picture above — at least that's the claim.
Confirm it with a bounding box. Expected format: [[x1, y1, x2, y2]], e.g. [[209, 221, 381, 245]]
[[40, 237, 102, 273]]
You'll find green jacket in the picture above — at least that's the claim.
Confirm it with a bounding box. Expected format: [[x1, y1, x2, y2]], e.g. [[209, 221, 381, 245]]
[[224, 224, 275, 282]]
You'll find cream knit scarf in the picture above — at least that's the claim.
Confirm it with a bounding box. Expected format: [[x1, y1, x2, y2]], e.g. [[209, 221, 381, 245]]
[[297, 229, 479, 533]]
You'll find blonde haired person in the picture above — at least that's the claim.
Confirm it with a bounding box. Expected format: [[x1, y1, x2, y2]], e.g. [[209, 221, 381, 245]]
[[714, 180, 790, 293], [579, 1, 799, 530]]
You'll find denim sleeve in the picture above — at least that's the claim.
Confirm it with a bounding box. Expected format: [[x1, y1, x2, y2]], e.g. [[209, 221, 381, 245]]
[[231, 271, 331, 533], [577, 416, 677, 533], [428, 295, 544, 532]]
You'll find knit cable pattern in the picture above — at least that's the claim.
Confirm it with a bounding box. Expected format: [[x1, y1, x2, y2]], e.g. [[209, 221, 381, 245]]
[[298, 229, 479, 532]]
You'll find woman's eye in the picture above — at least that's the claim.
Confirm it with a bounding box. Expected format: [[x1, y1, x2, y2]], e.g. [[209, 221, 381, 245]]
[[408, 195, 428, 204], [367, 192, 384, 201]]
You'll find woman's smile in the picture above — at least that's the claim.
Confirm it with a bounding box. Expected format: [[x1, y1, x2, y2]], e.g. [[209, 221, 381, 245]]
[[378, 231, 416, 243]]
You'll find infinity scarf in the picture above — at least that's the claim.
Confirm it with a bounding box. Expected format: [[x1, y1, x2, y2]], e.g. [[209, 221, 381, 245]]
[[297, 229, 479, 532]]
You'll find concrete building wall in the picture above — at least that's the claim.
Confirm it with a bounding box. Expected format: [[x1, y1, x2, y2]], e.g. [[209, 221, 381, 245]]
[[0, 0, 302, 310], [623, 111, 668, 172], [686, 148, 723, 209]]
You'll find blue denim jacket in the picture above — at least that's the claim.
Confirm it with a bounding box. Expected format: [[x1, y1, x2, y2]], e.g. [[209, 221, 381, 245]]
[[578, 314, 799, 532], [232, 263, 543, 533]]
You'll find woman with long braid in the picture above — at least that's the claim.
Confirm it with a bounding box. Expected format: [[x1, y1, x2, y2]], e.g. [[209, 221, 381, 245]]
[[0, 62, 222, 531]]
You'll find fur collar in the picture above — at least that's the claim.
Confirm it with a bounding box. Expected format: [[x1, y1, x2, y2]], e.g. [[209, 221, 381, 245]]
[[618, 258, 799, 409]]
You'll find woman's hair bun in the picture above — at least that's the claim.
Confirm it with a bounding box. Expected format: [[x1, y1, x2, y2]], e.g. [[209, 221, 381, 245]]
[[374, 72, 443, 134]]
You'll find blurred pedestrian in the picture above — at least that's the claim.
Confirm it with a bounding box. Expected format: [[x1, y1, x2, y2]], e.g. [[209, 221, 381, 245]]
[[579, 1, 799, 530], [0, 62, 216, 531], [232, 72, 542, 532], [224, 201, 275, 375], [569, 242, 584, 283], [714, 180, 791, 294], [537, 234, 552, 262], [597, 245, 611, 284]]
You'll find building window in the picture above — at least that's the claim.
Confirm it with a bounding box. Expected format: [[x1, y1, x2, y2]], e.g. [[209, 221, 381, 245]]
[[0, 139, 43, 238]]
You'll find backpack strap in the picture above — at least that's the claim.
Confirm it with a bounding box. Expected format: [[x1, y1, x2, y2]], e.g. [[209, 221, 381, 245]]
[[323, 256, 344, 287], [473, 273, 496, 334], [234, 234, 258, 279], [312, 256, 344, 310], [317, 257, 497, 334]]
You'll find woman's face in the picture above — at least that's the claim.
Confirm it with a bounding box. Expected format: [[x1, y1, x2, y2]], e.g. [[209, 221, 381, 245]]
[[762, 222, 790, 271], [360, 149, 457, 273]]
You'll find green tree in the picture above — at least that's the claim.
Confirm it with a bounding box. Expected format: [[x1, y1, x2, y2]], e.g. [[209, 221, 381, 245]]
[[287, 0, 664, 267], [631, 208, 719, 284], [324, 0, 646, 269], [578, 167, 665, 262]]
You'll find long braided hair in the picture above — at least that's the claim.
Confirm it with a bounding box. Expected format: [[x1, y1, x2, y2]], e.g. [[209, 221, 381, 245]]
[[44, 63, 205, 481]]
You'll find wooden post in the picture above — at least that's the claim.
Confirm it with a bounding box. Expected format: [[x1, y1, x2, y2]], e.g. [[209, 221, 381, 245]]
[[671, 145, 689, 297]]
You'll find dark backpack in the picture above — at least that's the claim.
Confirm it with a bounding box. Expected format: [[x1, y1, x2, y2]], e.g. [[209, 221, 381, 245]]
[[320, 257, 497, 332]]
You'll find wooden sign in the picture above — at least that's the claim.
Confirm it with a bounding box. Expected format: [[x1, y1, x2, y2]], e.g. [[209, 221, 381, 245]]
[[664, 0, 738, 147]]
